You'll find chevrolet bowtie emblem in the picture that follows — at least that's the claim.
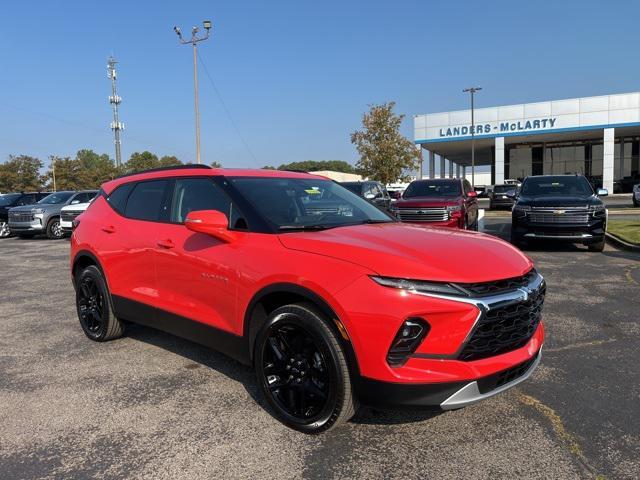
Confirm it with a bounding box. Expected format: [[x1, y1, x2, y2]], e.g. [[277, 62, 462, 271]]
[[553, 209, 565, 214]]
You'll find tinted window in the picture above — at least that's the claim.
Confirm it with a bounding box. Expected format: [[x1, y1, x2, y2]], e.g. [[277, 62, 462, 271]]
[[37, 192, 74, 205], [521, 176, 593, 196], [36, 193, 51, 201], [73, 191, 97, 204], [493, 185, 513, 193], [341, 183, 362, 196], [403, 180, 462, 198], [0, 193, 21, 206], [170, 178, 231, 223], [107, 183, 134, 214], [124, 180, 169, 221]]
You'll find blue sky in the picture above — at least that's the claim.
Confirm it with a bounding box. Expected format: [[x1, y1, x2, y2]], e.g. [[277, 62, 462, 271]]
[[1, 0, 639, 169]]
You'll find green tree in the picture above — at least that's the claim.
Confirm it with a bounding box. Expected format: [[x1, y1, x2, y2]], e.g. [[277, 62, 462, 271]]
[[125, 151, 159, 173], [159, 155, 182, 167], [44, 156, 85, 191], [276, 160, 355, 173], [0, 155, 44, 192], [261, 165, 276, 170], [351, 102, 420, 184], [210, 161, 223, 168], [76, 149, 119, 187]]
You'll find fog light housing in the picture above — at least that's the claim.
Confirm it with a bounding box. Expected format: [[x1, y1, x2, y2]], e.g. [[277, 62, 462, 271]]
[[387, 318, 430, 366]]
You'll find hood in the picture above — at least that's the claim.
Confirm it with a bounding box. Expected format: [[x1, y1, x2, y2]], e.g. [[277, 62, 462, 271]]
[[8, 204, 39, 213], [517, 194, 602, 207], [61, 202, 91, 212], [395, 196, 461, 208], [278, 223, 532, 283]]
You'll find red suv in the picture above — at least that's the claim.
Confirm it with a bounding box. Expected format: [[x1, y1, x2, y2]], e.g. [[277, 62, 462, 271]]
[[391, 178, 479, 229], [71, 166, 544, 433]]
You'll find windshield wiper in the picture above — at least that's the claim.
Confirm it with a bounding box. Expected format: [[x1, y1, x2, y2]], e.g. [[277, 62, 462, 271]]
[[278, 224, 337, 232]]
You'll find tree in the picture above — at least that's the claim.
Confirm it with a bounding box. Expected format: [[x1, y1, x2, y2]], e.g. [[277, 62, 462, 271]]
[[76, 149, 119, 187], [261, 165, 276, 170], [159, 155, 182, 167], [210, 161, 223, 168], [125, 151, 159, 173], [0, 155, 44, 192], [351, 102, 420, 184], [276, 160, 355, 173], [44, 156, 85, 191]]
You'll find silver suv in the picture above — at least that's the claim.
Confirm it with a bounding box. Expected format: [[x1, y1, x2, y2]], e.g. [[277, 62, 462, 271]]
[[8, 190, 97, 239]]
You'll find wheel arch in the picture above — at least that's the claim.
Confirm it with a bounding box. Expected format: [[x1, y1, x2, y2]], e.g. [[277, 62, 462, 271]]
[[72, 250, 105, 289], [244, 283, 361, 376]]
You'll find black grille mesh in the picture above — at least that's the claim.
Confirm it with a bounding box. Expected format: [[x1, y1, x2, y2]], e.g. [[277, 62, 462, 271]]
[[458, 269, 538, 297], [458, 283, 545, 361]]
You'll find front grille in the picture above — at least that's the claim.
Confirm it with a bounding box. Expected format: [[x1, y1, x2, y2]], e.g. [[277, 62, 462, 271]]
[[458, 283, 545, 361], [477, 353, 538, 394], [10, 212, 33, 222], [528, 207, 589, 224], [397, 207, 448, 222], [61, 210, 82, 222], [459, 269, 538, 297]]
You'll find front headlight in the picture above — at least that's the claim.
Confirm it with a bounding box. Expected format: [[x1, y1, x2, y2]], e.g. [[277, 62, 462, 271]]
[[446, 205, 461, 212], [31, 208, 45, 214], [370, 275, 466, 297], [589, 204, 606, 217], [512, 204, 531, 217]]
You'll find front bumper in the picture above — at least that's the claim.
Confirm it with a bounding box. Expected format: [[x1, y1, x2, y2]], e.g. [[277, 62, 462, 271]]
[[60, 219, 73, 232], [8, 218, 44, 232], [356, 348, 541, 409], [512, 215, 605, 244]]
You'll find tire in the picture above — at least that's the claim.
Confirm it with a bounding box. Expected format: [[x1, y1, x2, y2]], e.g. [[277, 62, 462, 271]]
[[46, 217, 64, 240], [588, 238, 605, 252], [254, 303, 356, 434], [75, 265, 124, 341], [0, 221, 10, 238]]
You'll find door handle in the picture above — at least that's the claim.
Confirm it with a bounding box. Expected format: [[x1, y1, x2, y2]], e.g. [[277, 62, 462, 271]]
[[101, 225, 116, 234], [156, 239, 175, 249]]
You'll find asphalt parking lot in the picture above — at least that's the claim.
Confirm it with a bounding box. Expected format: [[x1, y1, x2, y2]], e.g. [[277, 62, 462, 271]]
[[1, 225, 639, 479]]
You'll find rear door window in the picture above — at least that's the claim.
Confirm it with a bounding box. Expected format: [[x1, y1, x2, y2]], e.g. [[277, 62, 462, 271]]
[[124, 180, 170, 222]]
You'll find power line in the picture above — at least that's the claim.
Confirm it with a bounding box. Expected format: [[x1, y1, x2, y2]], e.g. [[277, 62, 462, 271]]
[[196, 51, 260, 166]]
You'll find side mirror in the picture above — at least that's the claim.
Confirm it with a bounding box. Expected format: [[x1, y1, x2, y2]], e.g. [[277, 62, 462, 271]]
[[364, 193, 376, 200], [467, 191, 478, 198], [185, 210, 236, 242], [596, 188, 608, 197]]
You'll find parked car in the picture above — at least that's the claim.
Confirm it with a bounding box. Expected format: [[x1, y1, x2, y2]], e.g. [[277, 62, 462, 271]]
[[340, 181, 391, 210], [60, 193, 99, 235], [489, 184, 518, 210], [390, 178, 479, 230], [71, 165, 544, 433], [9, 190, 98, 239], [387, 190, 403, 202], [633, 183, 640, 207], [511, 174, 608, 252], [0, 192, 51, 238]]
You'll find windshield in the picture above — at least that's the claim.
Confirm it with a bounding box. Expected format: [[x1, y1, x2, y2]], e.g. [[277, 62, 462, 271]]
[[0, 193, 21, 206], [521, 176, 593, 196], [341, 183, 362, 195], [403, 180, 461, 198], [230, 177, 393, 231], [37, 192, 74, 205], [493, 185, 513, 193]]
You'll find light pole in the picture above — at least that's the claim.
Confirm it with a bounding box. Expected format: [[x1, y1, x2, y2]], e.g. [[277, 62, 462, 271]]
[[463, 86, 482, 188], [174, 20, 212, 164]]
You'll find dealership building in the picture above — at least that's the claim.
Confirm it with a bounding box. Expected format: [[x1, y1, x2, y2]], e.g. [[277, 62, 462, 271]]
[[414, 92, 640, 192]]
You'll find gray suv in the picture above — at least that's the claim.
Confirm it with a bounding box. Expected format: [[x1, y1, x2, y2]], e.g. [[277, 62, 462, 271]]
[[8, 190, 97, 239]]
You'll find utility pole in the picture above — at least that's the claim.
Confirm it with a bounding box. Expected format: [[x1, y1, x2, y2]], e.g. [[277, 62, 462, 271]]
[[107, 56, 124, 168], [463, 86, 482, 188], [51, 157, 57, 192], [174, 20, 212, 164]]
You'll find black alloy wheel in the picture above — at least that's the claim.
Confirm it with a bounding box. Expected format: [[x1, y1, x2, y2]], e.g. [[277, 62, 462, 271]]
[[75, 265, 124, 341], [77, 276, 105, 334], [255, 304, 355, 433]]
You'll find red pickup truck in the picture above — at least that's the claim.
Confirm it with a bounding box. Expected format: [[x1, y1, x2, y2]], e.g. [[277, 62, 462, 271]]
[[390, 178, 479, 230]]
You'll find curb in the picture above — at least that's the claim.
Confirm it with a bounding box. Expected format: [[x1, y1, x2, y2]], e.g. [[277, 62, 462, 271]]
[[605, 232, 640, 252]]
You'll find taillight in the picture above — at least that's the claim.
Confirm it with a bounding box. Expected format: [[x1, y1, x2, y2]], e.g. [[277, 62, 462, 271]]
[[72, 219, 81, 231], [387, 318, 430, 366]]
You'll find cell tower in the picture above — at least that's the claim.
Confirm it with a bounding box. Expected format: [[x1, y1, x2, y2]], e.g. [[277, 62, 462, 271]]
[[107, 56, 124, 167]]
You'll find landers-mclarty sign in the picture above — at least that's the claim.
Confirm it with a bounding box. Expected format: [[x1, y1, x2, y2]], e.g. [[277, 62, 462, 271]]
[[439, 117, 557, 138]]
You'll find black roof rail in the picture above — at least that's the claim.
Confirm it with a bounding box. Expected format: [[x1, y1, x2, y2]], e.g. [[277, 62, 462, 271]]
[[114, 164, 212, 180]]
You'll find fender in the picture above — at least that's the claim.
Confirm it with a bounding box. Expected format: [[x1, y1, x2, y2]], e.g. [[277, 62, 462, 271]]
[[243, 282, 361, 375]]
